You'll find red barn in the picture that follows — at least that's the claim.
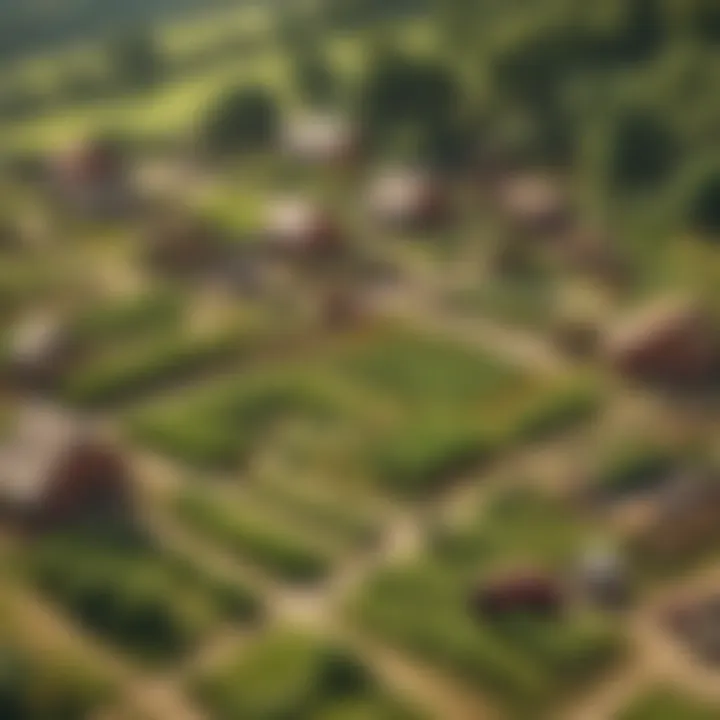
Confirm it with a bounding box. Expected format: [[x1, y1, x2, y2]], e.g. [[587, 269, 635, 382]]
[[470, 570, 564, 619], [0, 405, 134, 531], [604, 297, 719, 385]]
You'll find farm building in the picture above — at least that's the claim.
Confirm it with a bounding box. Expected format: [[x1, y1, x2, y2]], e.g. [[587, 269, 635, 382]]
[[497, 172, 573, 237], [603, 296, 719, 384], [280, 113, 361, 166], [50, 137, 133, 217], [5, 315, 79, 392], [663, 591, 720, 665], [366, 168, 451, 229], [0, 405, 134, 530], [263, 197, 344, 259], [469, 569, 564, 619], [631, 472, 720, 562], [577, 543, 629, 609]]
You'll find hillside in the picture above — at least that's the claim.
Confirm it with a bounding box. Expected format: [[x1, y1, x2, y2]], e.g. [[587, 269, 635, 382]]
[[0, 0, 245, 62]]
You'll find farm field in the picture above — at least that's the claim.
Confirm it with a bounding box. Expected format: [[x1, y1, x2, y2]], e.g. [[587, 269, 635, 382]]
[[2, 0, 720, 719]]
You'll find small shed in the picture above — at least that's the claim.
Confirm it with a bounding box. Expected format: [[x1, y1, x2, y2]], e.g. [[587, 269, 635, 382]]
[[632, 472, 720, 562], [263, 197, 344, 259], [469, 569, 564, 619], [577, 543, 629, 609], [5, 315, 78, 391], [280, 113, 361, 167], [0, 405, 134, 530], [51, 137, 132, 217], [603, 297, 719, 385], [497, 172, 573, 238], [663, 592, 720, 665], [366, 168, 450, 230]]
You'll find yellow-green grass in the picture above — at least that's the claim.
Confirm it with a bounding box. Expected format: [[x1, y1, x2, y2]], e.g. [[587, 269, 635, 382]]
[[0, 9, 435, 152]]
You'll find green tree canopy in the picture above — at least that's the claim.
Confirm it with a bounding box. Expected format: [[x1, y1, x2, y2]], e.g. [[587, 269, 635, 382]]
[[199, 85, 279, 153]]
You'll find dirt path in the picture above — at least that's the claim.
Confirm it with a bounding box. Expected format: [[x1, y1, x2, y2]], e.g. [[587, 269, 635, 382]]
[[564, 563, 720, 720], [369, 267, 568, 376], [4, 583, 205, 720]]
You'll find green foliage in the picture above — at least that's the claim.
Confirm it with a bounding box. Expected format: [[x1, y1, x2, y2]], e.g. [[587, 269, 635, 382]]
[[603, 105, 679, 191], [618, 687, 720, 720], [359, 51, 460, 140], [61, 328, 247, 407], [0, 644, 110, 720], [338, 333, 517, 406], [367, 419, 498, 497], [108, 31, 163, 89], [356, 561, 621, 713], [199, 85, 279, 153], [26, 536, 257, 662], [252, 482, 382, 549], [194, 631, 418, 720], [355, 491, 623, 713], [69, 291, 183, 346], [594, 440, 677, 497], [176, 490, 333, 583], [127, 372, 346, 468], [681, 158, 720, 237], [512, 380, 601, 443], [293, 47, 340, 107]]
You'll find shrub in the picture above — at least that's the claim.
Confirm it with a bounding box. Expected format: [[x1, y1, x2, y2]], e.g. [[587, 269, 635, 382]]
[[680, 159, 720, 236], [200, 85, 279, 152], [194, 631, 417, 720], [512, 381, 600, 442], [0, 644, 111, 720], [107, 31, 163, 88], [26, 537, 254, 662], [252, 482, 382, 548], [603, 106, 679, 191], [127, 410, 244, 469], [61, 328, 246, 407], [359, 52, 460, 137], [367, 420, 499, 497], [594, 441, 677, 497], [69, 291, 182, 346]]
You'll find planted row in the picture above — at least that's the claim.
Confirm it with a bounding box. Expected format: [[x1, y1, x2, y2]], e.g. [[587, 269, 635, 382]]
[[175, 490, 334, 583], [26, 535, 260, 662], [61, 327, 252, 407], [192, 630, 421, 720]]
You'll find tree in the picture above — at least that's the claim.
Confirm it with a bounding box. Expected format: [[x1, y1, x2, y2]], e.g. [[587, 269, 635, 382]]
[[682, 161, 720, 236], [293, 48, 338, 107], [604, 107, 679, 190], [359, 51, 460, 138], [108, 31, 162, 89], [199, 85, 279, 152]]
